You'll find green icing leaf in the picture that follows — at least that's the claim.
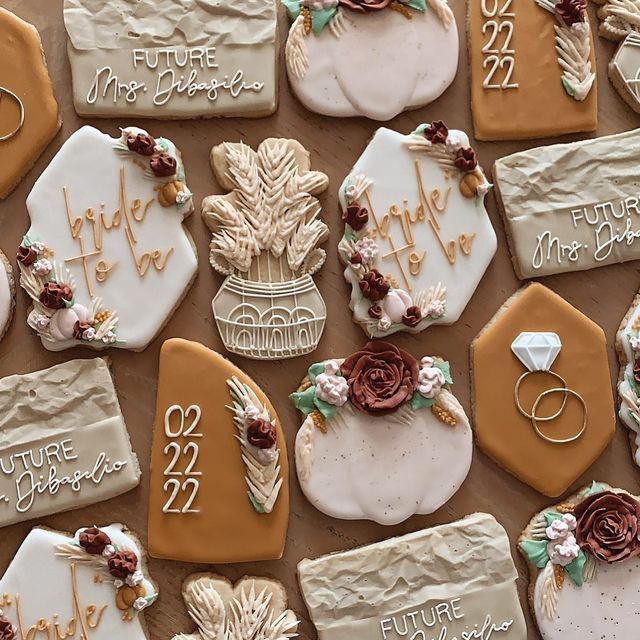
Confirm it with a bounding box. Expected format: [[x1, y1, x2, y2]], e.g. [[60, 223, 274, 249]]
[[410, 393, 435, 411], [282, 0, 302, 18], [565, 551, 586, 586], [561, 77, 575, 97], [177, 165, 185, 182], [413, 123, 428, 136], [22, 235, 33, 247], [344, 226, 358, 242], [520, 539, 550, 568], [63, 298, 76, 309], [314, 397, 337, 420], [543, 510, 564, 527], [584, 481, 606, 497], [290, 386, 316, 415], [434, 360, 453, 384], [403, 0, 427, 11], [308, 362, 325, 385], [311, 7, 338, 34], [247, 492, 265, 514]]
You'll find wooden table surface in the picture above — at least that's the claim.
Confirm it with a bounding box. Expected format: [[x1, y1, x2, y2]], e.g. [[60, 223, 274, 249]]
[[1, 1, 639, 639]]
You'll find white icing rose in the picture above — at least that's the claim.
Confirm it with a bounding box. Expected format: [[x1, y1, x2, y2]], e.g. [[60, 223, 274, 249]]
[[126, 570, 144, 587], [345, 184, 358, 203], [630, 336, 640, 351], [445, 131, 469, 152], [82, 327, 97, 341], [570, 22, 589, 38], [302, 0, 338, 8], [176, 190, 191, 205], [545, 513, 576, 540], [476, 181, 491, 198], [49, 304, 90, 341], [114, 579, 124, 588], [315, 360, 348, 407], [547, 533, 580, 567], [243, 405, 261, 423], [382, 289, 412, 323], [102, 544, 116, 557], [30, 241, 45, 254], [133, 597, 149, 612], [32, 259, 52, 276], [102, 330, 117, 344], [33, 313, 50, 329], [427, 299, 445, 319], [354, 237, 378, 264], [377, 315, 391, 331], [417, 362, 445, 398]]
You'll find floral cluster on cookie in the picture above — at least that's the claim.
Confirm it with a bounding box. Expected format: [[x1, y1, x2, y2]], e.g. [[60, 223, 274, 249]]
[[228, 377, 284, 514], [520, 483, 640, 617], [55, 526, 157, 621], [291, 341, 455, 428], [16, 235, 120, 346], [623, 327, 640, 421], [283, 0, 430, 35], [115, 127, 192, 211]]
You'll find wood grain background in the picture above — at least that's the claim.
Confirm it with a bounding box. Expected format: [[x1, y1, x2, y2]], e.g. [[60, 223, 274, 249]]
[[0, 1, 638, 639]]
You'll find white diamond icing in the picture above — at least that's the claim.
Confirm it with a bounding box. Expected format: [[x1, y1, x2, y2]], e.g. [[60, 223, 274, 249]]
[[511, 332, 562, 372]]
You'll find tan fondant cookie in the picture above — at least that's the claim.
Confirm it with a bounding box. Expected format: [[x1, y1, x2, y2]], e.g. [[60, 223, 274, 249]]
[[291, 340, 472, 525], [471, 283, 615, 497], [0, 250, 15, 342], [469, 0, 597, 140], [0, 524, 157, 639], [202, 139, 329, 360], [173, 574, 298, 640], [299, 513, 527, 640], [519, 482, 640, 639], [148, 338, 290, 564], [0, 8, 61, 199], [0, 358, 141, 526]]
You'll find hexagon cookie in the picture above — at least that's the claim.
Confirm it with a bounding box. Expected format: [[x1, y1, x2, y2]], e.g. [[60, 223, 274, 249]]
[[0, 524, 157, 640], [0, 250, 15, 342], [471, 283, 615, 497], [338, 123, 496, 338], [17, 125, 197, 351], [0, 8, 60, 199]]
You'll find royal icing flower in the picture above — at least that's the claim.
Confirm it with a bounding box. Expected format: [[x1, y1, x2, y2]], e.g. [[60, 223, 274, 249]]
[[417, 357, 446, 398], [630, 336, 640, 351], [341, 341, 419, 416], [108, 550, 139, 579], [39, 282, 73, 310], [150, 152, 177, 178], [402, 306, 422, 328], [315, 360, 349, 406], [427, 299, 445, 318], [548, 533, 581, 566], [102, 330, 117, 344], [424, 120, 449, 144], [102, 544, 116, 558], [454, 148, 478, 173], [354, 237, 378, 263], [16, 245, 37, 266], [338, 0, 392, 11], [32, 313, 50, 329], [556, 0, 586, 25], [32, 258, 52, 276], [126, 570, 145, 587], [176, 190, 191, 205], [546, 513, 577, 540], [0, 614, 14, 640], [30, 241, 45, 254], [79, 527, 112, 555], [359, 269, 390, 302], [342, 204, 369, 231], [575, 490, 640, 563], [377, 316, 391, 331], [82, 326, 97, 341], [133, 597, 149, 612], [247, 418, 277, 449], [243, 405, 261, 422], [127, 132, 156, 156]]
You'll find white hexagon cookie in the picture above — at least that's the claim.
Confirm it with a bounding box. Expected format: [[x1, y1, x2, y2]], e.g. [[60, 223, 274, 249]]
[[338, 123, 497, 338], [17, 126, 197, 351]]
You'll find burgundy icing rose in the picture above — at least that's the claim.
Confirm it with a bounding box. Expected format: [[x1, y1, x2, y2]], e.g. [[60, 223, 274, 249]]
[[39, 282, 73, 310], [359, 269, 390, 302], [402, 306, 422, 328], [126, 133, 156, 156], [454, 148, 478, 173], [17, 245, 37, 267], [342, 204, 369, 231], [0, 616, 14, 640], [247, 419, 277, 449], [556, 0, 586, 25], [424, 121, 449, 144], [338, 0, 392, 11], [368, 304, 383, 319], [108, 551, 139, 579], [341, 340, 419, 416], [150, 153, 177, 178], [73, 321, 92, 341], [350, 252, 363, 264], [575, 490, 640, 563], [79, 527, 112, 555]]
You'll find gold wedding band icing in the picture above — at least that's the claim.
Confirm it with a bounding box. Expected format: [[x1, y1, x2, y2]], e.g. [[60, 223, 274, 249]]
[[0, 87, 25, 142], [511, 331, 587, 444]]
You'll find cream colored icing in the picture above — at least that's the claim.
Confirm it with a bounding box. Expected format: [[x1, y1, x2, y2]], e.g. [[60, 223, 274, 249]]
[[298, 513, 527, 640], [0, 358, 140, 525], [0, 524, 156, 640], [64, 0, 277, 117], [338, 127, 496, 337], [22, 125, 197, 351], [0, 256, 12, 340], [295, 392, 472, 525], [494, 128, 640, 278], [285, 8, 458, 120], [610, 33, 640, 112]]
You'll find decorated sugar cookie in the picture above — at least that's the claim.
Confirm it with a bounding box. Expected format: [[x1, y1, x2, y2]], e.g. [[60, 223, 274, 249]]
[[471, 283, 615, 497], [291, 340, 472, 525], [0, 358, 140, 526], [64, 0, 278, 118], [0, 250, 15, 342], [0, 8, 60, 199], [18, 125, 197, 351], [0, 524, 157, 639], [338, 123, 496, 338], [283, 0, 457, 120], [299, 513, 527, 639], [469, 0, 597, 139], [519, 482, 640, 638], [148, 338, 289, 563], [494, 129, 640, 278], [203, 138, 329, 359], [172, 574, 298, 640]]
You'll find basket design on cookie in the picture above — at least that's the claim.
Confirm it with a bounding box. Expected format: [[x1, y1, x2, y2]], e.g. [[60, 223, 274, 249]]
[[227, 376, 284, 514], [203, 139, 329, 360], [519, 483, 640, 620], [173, 575, 298, 640], [54, 525, 157, 622]]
